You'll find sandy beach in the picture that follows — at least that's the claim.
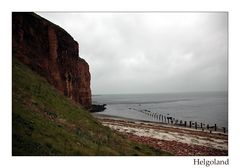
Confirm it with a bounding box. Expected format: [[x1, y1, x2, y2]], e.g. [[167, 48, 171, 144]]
[[93, 113, 228, 156]]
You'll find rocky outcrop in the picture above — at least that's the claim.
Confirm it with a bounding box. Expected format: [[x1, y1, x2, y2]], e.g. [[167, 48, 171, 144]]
[[12, 12, 91, 108], [90, 104, 106, 112]]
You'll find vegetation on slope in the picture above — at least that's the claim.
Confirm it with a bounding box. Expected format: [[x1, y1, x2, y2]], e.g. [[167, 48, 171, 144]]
[[12, 57, 170, 156]]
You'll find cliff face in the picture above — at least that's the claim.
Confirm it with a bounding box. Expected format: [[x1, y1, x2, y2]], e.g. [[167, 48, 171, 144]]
[[12, 12, 91, 108]]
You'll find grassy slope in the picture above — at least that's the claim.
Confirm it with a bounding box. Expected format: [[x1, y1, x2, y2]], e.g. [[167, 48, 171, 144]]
[[12, 57, 170, 156]]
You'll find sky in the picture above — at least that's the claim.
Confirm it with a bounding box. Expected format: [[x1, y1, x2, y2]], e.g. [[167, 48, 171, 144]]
[[37, 12, 228, 94]]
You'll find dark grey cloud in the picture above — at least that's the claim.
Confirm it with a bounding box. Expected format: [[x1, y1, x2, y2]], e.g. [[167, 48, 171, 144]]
[[37, 12, 228, 94]]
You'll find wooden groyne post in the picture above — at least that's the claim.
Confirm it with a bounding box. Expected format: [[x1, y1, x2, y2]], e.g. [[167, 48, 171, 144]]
[[223, 127, 226, 133], [180, 120, 182, 126], [158, 114, 161, 121]]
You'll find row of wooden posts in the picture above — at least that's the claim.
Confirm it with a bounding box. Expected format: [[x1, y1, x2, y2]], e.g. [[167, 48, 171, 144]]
[[129, 108, 227, 134]]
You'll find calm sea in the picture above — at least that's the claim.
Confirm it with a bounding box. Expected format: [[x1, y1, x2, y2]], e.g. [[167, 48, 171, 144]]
[[92, 91, 228, 128]]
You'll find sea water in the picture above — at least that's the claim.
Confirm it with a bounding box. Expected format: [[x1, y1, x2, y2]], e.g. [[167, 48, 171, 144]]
[[93, 91, 228, 128]]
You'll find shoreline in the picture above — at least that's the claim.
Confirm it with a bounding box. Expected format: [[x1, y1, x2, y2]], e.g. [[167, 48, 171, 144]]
[[92, 113, 228, 156], [92, 113, 228, 135]]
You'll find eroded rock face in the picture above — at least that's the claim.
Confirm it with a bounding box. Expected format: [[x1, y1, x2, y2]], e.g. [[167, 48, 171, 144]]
[[12, 12, 91, 108]]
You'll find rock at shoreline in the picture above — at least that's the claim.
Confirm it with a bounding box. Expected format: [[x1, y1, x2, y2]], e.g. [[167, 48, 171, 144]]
[[90, 104, 106, 112]]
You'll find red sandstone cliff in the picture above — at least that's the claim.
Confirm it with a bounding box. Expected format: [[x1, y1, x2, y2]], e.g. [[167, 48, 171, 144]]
[[12, 12, 91, 108]]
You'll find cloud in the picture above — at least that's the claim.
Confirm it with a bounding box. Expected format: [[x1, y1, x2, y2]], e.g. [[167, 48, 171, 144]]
[[37, 12, 228, 94]]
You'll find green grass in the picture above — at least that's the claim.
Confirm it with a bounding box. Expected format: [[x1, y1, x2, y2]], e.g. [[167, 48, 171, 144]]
[[12, 57, 171, 156]]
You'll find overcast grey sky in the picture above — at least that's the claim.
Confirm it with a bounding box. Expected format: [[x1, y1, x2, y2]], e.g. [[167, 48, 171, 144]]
[[37, 12, 228, 94]]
